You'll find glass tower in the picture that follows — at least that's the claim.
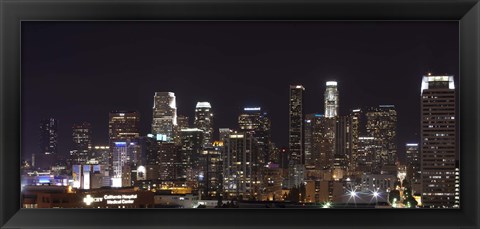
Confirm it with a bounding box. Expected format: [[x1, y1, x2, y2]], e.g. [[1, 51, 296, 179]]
[[152, 92, 177, 142]]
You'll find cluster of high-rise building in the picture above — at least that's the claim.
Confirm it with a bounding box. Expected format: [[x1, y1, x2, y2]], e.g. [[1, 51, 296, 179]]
[[25, 73, 458, 208]]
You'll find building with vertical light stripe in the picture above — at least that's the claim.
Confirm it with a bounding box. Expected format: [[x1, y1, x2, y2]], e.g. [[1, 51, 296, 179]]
[[152, 92, 177, 142]]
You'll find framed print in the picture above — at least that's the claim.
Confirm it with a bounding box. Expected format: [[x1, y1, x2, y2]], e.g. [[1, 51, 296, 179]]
[[1, 0, 479, 228]]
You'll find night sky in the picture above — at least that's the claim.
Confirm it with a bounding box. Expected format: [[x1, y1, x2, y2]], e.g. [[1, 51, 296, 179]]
[[21, 21, 459, 163]]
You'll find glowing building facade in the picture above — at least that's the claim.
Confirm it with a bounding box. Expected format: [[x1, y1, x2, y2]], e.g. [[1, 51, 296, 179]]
[[420, 75, 456, 208], [289, 85, 305, 165], [238, 107, 272, 164], [324, 81, 339, 118], [108, 111, 140, 187], [152, 92, 177, 142], [289, 85, 305, 188], [365, 105, 398, 171], [194, 102, 213, 147], [223, 131, 259, 199], [405, 143, 420, 182], [179, 128, 204, 182]]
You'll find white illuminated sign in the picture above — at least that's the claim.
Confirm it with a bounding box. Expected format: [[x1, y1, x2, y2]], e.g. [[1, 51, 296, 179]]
[[104, 194, 137, 205], [83, 194, 137, 206], [83, 194, 103, 206], [326, 81, 337, 86]]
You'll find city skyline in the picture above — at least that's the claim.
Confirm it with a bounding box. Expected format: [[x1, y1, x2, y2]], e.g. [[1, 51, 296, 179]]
[[22, 21, 459, 163], [20, 21, 459, 208]]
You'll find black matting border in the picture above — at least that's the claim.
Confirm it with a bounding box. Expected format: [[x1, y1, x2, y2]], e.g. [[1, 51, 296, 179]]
[[1, 0, 479, 228]]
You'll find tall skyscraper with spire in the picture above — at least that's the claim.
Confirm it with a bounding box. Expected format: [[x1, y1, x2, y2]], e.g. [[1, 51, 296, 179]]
[[194, 102, 213, 147], [152, 92, 177, 142], [420, 74, 457, 208], [324, 81, 339, 170]]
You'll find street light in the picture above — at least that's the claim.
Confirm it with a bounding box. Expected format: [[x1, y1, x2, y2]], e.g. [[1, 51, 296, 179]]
[[350, 191, 357, 198]]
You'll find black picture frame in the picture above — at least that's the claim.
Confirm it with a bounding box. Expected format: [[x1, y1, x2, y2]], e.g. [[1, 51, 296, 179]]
[[1, 0, 479, 228]]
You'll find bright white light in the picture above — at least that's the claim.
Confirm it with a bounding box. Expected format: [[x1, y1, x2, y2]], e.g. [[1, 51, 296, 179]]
[[350, 191, 357, 197], [180, 128, 203, 132], [379, 105, 394, 108], [373, 191, 379, 198], [244, 107, 261, 111], [421, 75, 455, 94], [326, 81, 337, 86], [84, 195, 94, 206], [196, 102, 211, 108], [322, 202, 332, 208], [406, 143, 418, 147], [111, 178, 122, 188], [137, 165, 146, 174], [359, 137, 374, 140]]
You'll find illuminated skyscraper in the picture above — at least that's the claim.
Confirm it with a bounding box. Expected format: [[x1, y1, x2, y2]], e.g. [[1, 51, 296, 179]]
[[405, 143, 420, 182], [108, 111, 140, 187], [38, 118, 58, 169], [306, 114, 335, 170], [304, 114, 314, 167], [365, 105, 397, 171], [158, 142, 178, 180], [289, 85, 305, 165], [110, 140, 141, 187], [324, 81, 339, 118], [70, 122, 92, 165], [141, 135, 178, 181], [420, 74, 456, 208], [356, 136, 379, 173], [289, 85, 305, 188], [334, 115, 351, 175], [109, 111, 140, 142], [223, 131, 259, 199], [349, 109, 363, 173], [238, 107, 272, 164], [194, 102, 213, 147], [152, 92, 177, 142], [200, 145, 223, 199], [179, 128, 204, 182]]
